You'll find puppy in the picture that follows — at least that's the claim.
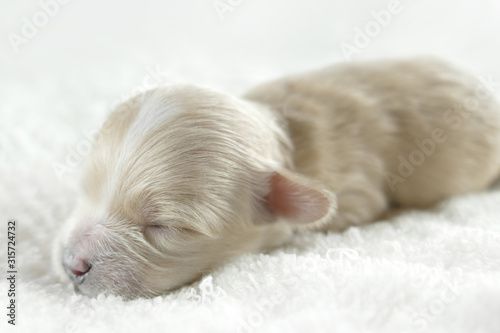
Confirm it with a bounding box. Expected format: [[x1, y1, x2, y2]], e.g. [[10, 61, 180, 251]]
[[54, 58, 500, 298]]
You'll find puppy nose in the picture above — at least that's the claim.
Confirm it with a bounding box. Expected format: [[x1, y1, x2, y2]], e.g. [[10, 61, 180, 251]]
[[62, 252, 91, 283]]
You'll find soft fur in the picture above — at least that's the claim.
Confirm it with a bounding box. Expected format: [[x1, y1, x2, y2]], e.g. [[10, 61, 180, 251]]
[[54, 58, 500, 299]]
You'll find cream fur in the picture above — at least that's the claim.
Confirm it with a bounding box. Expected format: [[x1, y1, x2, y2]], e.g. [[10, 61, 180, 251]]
[[54, 58, 500, 298]]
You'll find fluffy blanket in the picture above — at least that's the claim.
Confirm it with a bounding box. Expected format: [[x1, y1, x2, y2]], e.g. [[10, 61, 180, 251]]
[[2, 69, 500, 333]]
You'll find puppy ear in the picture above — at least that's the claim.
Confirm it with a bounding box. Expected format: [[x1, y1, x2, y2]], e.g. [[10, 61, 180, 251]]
[[265, 170, 337, 227]]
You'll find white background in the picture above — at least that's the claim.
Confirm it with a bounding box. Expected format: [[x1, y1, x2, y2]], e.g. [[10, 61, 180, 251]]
[[2, 0, 500, 94]]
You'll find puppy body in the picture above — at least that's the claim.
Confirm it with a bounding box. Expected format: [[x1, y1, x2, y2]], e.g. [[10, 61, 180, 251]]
[[55, 58, 500, 298], [245, 58, 500, 230]]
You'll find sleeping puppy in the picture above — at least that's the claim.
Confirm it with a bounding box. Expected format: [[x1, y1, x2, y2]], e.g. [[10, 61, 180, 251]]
[[53, 58, 500, 298]]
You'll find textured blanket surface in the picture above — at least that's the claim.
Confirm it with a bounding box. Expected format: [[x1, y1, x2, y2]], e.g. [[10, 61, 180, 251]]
[[2, 1, 500, 332]]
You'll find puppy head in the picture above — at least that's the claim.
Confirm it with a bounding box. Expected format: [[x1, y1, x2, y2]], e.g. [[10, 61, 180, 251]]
[[53, 85, 336, 298]]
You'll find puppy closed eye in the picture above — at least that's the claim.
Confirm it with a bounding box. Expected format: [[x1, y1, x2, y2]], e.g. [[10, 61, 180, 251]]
[[143, 224, 193, 241]]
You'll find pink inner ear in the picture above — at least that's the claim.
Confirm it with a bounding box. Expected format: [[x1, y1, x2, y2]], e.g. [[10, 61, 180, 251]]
[[266, 172, 330, 224]]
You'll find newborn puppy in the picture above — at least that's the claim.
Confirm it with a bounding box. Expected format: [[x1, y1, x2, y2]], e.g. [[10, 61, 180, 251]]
[[54, 58, 500, 298]]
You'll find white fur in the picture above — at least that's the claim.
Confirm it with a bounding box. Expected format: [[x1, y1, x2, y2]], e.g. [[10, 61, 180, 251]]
[[53, 59, 500, 300]]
